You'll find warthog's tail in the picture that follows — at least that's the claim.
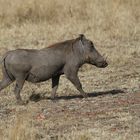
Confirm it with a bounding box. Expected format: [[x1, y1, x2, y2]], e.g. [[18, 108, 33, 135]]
[[0, 53, 8, 64], [0, 56, 3, 64], [0, 52, 13, 80]]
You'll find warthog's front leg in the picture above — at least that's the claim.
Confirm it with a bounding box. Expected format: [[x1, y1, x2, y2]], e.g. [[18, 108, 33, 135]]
[[51, 75, 60, 100], [64, 68, 88, 98]]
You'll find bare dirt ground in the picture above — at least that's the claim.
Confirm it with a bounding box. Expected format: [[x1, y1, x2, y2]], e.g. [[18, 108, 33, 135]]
[[0, 46, 140, 140]]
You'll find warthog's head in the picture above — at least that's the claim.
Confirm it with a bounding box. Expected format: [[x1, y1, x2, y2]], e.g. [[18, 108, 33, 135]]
[[78, 34, 108, 68]]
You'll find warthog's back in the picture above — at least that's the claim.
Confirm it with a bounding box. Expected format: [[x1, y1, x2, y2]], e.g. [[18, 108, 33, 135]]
[[4, 48, 67, 82], [6, 49, 38, 71]]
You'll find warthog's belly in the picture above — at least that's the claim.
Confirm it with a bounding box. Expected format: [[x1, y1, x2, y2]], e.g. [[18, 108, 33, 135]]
[[26, 65, 62, 83]]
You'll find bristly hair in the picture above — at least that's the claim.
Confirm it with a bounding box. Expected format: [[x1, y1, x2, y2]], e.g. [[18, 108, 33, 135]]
[[79, 34, 85, 40]]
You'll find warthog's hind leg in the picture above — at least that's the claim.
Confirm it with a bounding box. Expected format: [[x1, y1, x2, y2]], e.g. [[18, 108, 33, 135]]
[[14, 74, 27, 105], [51, 75, 60, 100]]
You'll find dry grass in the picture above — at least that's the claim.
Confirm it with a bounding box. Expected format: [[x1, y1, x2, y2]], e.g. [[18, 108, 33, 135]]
[[0, 0, 140, 140], [0, 0, 140, 42]]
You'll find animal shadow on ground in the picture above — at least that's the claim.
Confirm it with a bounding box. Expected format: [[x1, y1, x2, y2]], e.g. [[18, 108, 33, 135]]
[[29, 89, 125, 102]]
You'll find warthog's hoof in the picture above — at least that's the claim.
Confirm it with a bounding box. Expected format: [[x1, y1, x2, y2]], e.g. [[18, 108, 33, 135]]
[[50, 97, 58, 103]]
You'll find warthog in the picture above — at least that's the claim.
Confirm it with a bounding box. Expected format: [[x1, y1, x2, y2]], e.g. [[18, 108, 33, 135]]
[[0, 34, 108, 104]]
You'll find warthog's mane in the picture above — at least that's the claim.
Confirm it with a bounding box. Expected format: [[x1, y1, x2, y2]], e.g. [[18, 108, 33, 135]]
[[47, 38, 78, 48]]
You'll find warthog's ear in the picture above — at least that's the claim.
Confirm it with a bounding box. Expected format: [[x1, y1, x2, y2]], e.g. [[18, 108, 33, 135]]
[[78, 34, 86, 51], [79, 34, 86, 41], [78, 34, 86, 45]]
